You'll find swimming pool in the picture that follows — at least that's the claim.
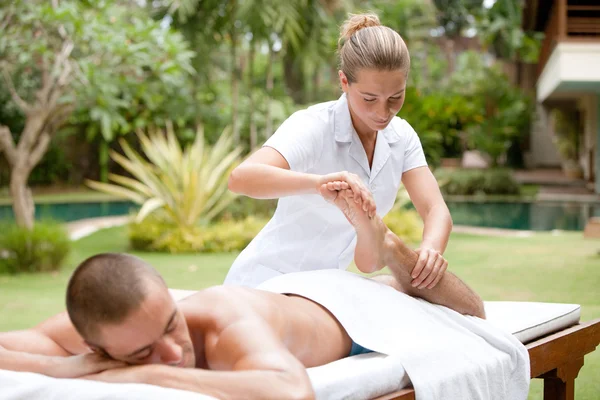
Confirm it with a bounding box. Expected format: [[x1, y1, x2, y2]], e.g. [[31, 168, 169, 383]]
[[0, 200, 599, 231]]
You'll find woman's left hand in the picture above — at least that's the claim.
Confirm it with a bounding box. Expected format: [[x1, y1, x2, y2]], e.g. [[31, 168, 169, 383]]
[[411, 247, 448, 289]]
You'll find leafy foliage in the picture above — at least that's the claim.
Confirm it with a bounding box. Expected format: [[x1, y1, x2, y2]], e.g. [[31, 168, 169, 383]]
[[0, 221, 71, 274], [435, 168, 520, 195]]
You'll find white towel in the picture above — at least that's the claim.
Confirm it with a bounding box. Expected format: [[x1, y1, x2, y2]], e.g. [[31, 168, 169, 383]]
[[258, 269, 530, 400]]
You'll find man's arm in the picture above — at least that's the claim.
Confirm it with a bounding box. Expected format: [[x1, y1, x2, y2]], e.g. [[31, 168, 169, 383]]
[[0, 312, 124, 377], [87, 317, 314, 400]]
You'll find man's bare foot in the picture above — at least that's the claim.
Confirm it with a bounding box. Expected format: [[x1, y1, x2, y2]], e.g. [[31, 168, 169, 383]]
[[333, 190, 387, 273]]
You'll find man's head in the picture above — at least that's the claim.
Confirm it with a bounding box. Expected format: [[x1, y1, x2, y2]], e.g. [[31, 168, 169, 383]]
[[66, 253, 195, 368]]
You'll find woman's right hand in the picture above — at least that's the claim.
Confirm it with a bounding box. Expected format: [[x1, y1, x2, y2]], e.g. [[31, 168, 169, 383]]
[[317, 171, 376, 218]]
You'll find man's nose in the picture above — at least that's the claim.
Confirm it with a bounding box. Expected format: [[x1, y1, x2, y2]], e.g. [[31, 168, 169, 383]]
[[156, 337, 183, 366]]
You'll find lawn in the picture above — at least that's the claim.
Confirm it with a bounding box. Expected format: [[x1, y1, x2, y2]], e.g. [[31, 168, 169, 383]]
[[0, 226, 598, 399], [0, 187, 124, 206]]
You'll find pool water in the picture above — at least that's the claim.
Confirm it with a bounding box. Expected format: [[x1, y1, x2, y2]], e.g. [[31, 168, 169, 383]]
[[0, 200, 599, 231]]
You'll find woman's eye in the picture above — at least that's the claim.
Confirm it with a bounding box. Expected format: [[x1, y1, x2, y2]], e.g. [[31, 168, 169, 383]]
[[364, 98, 376, 102], [389, 96, 401, 101]]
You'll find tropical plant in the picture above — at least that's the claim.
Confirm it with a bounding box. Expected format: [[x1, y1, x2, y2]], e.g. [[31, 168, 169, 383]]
[[432, 0, 484, 73], [477, 0, 543, 63], [87, 123, 243, 231]]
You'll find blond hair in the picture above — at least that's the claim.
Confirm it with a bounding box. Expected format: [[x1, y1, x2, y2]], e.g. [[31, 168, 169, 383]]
[[338, 13, 410, 83]]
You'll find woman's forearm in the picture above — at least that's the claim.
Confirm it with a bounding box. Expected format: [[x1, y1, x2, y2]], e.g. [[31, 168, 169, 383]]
[[228, 163, 320, 199], [420, 204, 453, 253]]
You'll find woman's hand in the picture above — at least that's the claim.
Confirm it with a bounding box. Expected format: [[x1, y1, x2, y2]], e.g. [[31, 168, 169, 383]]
[[317, 171, 376, 218], [411, 247, 448, 289]]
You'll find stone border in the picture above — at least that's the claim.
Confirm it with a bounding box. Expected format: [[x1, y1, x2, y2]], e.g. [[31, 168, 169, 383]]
[[451, 225, 535, 238], [66, 216, 130, 240]]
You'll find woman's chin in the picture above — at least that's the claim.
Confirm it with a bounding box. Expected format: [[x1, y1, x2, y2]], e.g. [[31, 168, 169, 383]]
[[370, 121, 390, 131]]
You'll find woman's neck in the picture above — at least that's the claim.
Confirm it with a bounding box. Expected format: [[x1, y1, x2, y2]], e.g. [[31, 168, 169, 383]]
[[348, 106, 377, 167]]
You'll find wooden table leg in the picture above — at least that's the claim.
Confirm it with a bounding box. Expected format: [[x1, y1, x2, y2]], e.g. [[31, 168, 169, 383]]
[[541, 358, 584, 400]]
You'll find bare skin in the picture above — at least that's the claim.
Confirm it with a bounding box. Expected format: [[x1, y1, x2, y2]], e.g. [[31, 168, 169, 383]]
[[0, 189, 483, 399], [328, 187, 485, 319]]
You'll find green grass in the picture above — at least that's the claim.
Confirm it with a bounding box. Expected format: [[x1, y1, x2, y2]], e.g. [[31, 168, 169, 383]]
[[0, 188, 124, 206], [0, 227, 598, 399]]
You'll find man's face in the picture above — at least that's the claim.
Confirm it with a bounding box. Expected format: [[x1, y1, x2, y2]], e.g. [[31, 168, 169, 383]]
[[339, 68, 407, 134], [91, 282, 196, 368]]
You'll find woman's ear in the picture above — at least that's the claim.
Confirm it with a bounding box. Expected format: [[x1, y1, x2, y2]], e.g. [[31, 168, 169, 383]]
[[338, 70, 349, 93]]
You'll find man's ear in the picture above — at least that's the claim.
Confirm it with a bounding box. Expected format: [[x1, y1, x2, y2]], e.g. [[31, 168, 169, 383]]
[[339, 70, 349, 93]]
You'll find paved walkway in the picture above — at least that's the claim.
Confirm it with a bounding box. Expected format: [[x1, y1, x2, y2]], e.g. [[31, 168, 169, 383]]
[[66, 215, 129, 240], [514, 168, 600, 203]]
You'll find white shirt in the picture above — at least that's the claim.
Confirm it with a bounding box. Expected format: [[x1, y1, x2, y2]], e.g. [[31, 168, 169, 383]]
[[224, 94, 427, 287]]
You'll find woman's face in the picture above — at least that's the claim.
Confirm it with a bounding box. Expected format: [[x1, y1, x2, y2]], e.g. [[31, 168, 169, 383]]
[[339, 68, 407, 136]]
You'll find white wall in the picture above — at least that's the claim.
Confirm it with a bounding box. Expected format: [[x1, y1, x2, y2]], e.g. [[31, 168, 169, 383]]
[[530, 103, 562, 167], [537, 42, 600, 102]]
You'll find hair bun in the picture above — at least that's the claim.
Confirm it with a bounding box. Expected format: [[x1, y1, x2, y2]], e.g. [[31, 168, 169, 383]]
[[339, 13, 381, 45]]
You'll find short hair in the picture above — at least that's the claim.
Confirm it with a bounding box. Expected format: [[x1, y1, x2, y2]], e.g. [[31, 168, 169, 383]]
[[338, 12, 411, 83], [66, 253, 165, 340]]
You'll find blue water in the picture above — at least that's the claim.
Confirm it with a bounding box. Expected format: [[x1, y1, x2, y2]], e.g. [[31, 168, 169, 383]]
[[0, 200, 599, 231], [0, 201, 138, 223]]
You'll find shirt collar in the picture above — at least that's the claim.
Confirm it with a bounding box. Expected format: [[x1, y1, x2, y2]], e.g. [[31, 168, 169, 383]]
[[333, 93, 402, 144]]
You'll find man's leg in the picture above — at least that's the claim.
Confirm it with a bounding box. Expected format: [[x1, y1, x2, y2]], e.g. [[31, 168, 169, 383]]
[[334, 190, 485, 318]]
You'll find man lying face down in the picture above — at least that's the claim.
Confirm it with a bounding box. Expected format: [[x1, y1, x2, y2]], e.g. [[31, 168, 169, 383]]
[[0, 189, 485, 400]]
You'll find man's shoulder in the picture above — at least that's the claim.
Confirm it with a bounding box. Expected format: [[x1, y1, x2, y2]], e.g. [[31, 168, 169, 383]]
[[178, 286, 276, 328]]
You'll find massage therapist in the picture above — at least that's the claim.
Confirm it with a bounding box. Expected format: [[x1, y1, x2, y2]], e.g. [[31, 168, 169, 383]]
[[225, 13, 452, 289]]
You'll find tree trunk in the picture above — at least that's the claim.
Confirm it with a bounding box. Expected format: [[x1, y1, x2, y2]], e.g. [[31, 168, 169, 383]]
[[230, 0, 240, 144], [444, 37, 456, 76], [248, 37, 257, 149], [283, 50, 305, 104], [265, 39, 275, 139], [99, 139, 109, 183], [312, 64, 321, 103], [9, 164, 35, 230]]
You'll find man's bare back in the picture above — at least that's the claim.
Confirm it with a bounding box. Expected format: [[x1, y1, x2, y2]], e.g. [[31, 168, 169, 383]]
[[179, 286, 353, 370]]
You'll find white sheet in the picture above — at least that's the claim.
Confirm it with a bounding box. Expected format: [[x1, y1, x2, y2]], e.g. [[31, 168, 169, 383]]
[[307, 353, 409, 400], [258, 269, 530, 400], [0, 369, 214, 400]]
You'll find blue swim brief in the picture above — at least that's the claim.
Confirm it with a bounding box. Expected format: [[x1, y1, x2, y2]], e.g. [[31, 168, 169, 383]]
[[349, 340, 373, 357]]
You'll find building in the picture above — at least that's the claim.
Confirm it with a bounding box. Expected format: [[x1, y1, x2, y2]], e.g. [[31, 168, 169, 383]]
[[523, 0, 600, 194]]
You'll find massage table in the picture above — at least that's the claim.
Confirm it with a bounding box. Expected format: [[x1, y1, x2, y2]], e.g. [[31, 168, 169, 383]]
[[0, 298, 598, 400], [307, 301, 599, 400]]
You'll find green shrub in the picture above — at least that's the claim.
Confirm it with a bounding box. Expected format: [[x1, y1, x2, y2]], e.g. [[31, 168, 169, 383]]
[[383, 209, 423, 244], [219, 196, 277, 220], [481, 169, 520, 195], [0, 222, 71, 274], [129, 215, 268, 254], [435, 168, 520, 196]]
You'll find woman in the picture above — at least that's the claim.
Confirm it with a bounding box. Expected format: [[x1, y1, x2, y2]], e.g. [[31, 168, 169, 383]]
[[226, 13, 452, 289]]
